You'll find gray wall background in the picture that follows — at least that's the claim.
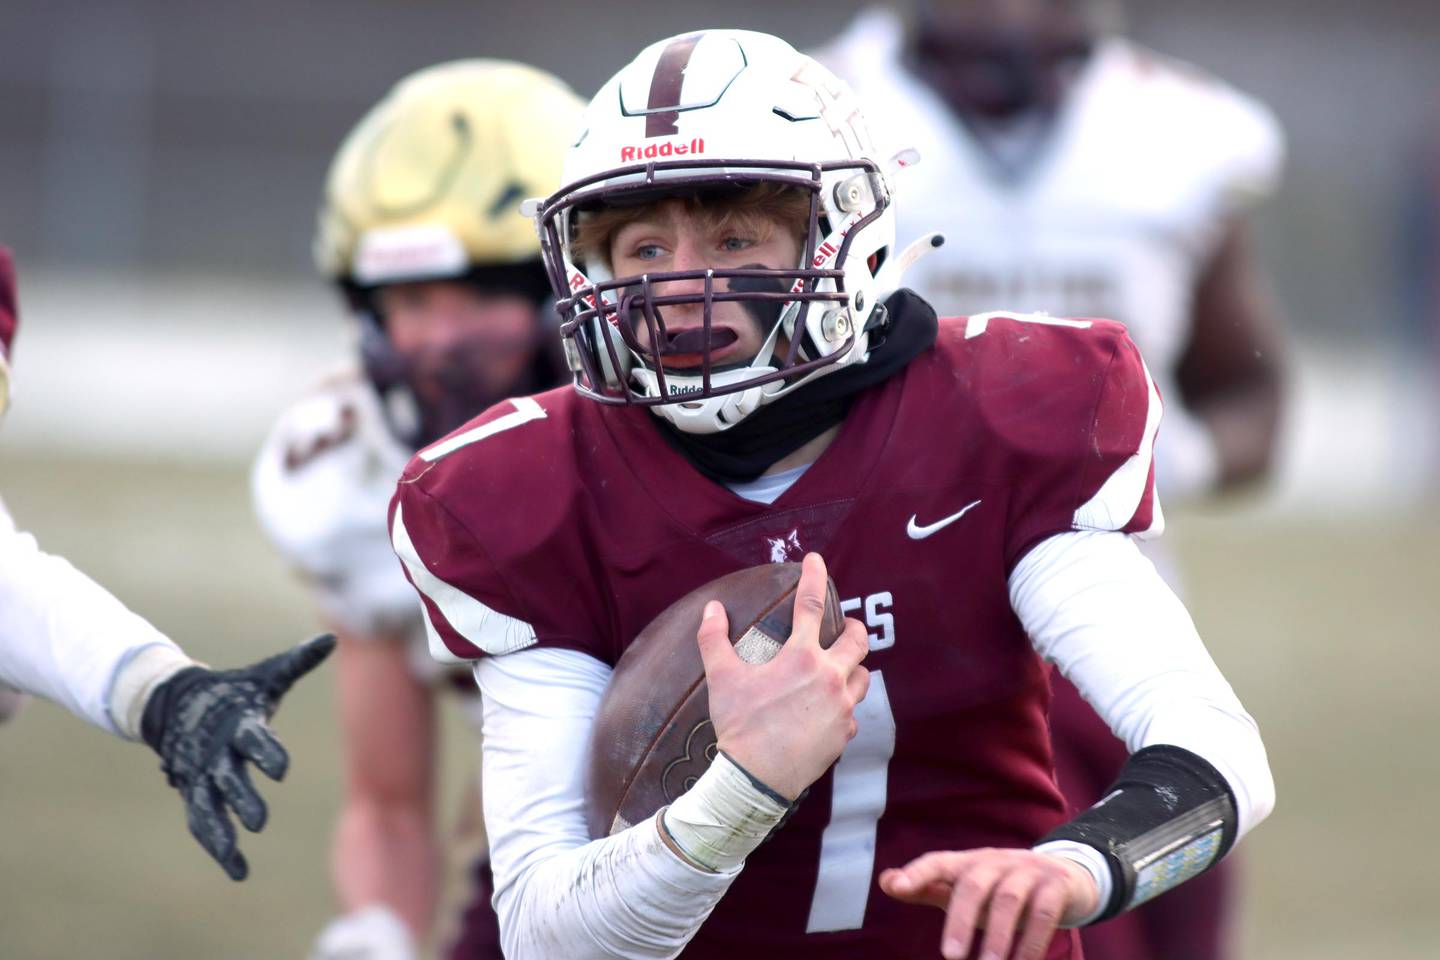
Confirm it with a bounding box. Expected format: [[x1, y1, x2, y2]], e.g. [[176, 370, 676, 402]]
[[2, 0, 1438, 343], [1, 1, 1438, 493]]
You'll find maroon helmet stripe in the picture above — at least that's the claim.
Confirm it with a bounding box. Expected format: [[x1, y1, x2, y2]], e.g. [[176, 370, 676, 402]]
[[645, 34, 702, 138]]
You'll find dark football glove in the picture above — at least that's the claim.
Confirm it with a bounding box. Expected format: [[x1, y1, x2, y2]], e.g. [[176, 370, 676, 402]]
[[140, 633, 336, 880]]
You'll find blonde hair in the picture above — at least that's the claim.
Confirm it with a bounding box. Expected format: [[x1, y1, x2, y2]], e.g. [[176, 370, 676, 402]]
[[572, 182, 812, 270]]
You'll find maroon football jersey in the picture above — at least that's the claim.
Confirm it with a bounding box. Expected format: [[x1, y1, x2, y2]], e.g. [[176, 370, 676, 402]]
[[391, 312, 1161, 959], [0, 247, 17, 375]]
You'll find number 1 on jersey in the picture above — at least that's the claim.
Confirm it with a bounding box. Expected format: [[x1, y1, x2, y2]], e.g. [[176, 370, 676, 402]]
[[419, 396, 547, 463], [805, 670, 897, 932]]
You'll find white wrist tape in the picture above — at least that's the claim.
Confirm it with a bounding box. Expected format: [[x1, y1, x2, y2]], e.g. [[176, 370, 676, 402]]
[[661, 752, 789, 873], [108, 642, 196, 740]]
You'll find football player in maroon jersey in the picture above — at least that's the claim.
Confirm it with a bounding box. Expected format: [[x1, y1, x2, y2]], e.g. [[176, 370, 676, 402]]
[[389, 30, 1275, 960]]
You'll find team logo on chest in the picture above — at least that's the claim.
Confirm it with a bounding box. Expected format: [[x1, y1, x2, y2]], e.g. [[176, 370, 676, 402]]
[[766, 528, 804, 563], [705, 501, 849, 567]]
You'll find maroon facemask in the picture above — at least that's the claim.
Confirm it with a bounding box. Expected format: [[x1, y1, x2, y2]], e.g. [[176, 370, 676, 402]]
[[537, 158, 887, 408]]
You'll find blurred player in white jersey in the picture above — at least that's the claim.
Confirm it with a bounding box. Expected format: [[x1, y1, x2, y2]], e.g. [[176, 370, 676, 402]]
[[822, 3, 1288, 959], [251, 61, 583, 959], [0, 245, 334, 882]]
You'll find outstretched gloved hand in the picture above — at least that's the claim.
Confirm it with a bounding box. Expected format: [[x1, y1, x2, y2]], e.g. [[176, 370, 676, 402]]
[[140, 633, 337, 880]]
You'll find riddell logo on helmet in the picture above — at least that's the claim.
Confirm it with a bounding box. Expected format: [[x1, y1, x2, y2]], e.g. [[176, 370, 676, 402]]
[[566, 270, 597, 309], [620, 138, 705, 163]]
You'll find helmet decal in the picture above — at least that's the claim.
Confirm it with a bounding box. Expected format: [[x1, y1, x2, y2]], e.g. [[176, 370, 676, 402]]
[[790, 60, 872, 160], [361, 110, 471, 220]]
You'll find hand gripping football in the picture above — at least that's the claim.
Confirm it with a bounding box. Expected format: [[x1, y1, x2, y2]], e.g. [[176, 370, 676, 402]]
[[586, 562, 846, 838]]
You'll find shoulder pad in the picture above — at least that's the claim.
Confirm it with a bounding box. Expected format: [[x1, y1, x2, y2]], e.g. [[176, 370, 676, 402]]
[[1119, 43, 1285, 213], [253, 376, 418, 635], [935, 312, 1162, 555]]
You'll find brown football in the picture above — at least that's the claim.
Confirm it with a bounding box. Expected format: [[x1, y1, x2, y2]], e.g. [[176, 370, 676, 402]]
[[586, 562, 845, 839]]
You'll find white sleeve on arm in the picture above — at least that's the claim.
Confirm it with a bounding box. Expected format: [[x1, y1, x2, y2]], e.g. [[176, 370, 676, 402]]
[[0, 499, 193, 737], [1009, 529, 1275, 836], [475, 646, 742, 960]]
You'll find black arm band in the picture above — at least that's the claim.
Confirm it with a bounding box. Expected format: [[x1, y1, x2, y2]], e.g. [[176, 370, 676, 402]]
[[1040, 744, 1238, 923]]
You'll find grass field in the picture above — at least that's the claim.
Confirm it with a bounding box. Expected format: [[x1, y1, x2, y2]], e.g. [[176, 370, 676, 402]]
[[1, 451, 1437, 958]]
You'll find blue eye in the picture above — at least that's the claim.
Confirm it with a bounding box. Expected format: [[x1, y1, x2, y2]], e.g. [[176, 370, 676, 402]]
[[635, 244, 663, 260], [721, 236, 753, 253]]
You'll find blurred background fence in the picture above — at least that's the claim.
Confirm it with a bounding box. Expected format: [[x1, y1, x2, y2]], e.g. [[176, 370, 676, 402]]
[[2, 0, 1437, 494]]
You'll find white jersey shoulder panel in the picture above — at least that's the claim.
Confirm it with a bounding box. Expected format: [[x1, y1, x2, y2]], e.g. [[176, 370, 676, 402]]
[[1101, 42, 1284, 223], [252, 370, 420, 639]]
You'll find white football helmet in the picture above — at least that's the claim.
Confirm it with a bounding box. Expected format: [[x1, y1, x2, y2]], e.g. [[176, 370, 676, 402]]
[[531, 30, 899, 434]]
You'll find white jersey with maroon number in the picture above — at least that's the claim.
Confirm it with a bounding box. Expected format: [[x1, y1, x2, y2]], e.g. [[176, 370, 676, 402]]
[[252, 371, 431, 660], [820, 8, 1284, 440]]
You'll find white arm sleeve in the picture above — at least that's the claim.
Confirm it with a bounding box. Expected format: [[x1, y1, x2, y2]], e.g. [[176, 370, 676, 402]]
[[1010, 530, 1275, 838], [476, 646, 740, 960], [0, 497, 192, 737]]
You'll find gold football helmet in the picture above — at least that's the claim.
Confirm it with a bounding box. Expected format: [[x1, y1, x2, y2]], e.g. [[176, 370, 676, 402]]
[[315, 59, 583, 287], [314, 61, 583, 447]]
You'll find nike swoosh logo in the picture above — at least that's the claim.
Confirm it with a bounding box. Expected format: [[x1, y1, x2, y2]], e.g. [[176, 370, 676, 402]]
[[906, 499, 983, 540]]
